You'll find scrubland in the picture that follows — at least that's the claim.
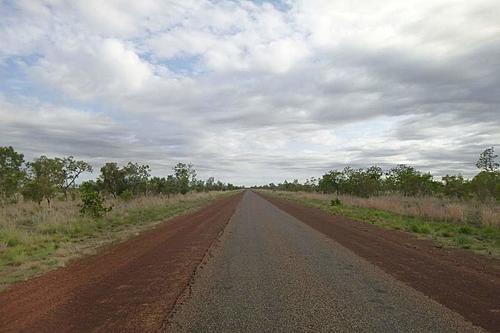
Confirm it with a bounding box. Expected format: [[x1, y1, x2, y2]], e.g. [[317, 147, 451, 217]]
[[264, 190, 500, 257], [0, 191, 229, 290]]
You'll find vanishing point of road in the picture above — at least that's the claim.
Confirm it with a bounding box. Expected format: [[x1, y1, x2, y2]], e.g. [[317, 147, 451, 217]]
[[1, 191, 498, 332]]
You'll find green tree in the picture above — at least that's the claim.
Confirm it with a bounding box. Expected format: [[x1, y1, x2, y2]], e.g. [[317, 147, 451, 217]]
[[23, 156, 65, 206], [386, 165, 434, 196], [165, 175, 178, 196], [174, 163, 195, 194], [205, 177, 215, 191], [61, 156, 93, 199], [122, 162, 150, 195], [0, 146, 25, 203], [442, 174, 469, 199], [304, 177, 318, 192], [149, 176, 167, 194], [471, 147, 500, 200], [193, 179, 205, 192], [215, 180, 225, 191], [470, 171, 500, 200], [318, 170, 343, 194], [476, 147, 499, 172], [359, 165, 383, 197], [97, 162, 126, 198]]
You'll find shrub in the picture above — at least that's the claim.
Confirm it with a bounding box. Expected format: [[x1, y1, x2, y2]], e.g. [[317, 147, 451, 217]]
[[458, 226, 473, 235], [119, 189, 133, 201], [330, 198, 342, 206], [79, 182, 111, 218]]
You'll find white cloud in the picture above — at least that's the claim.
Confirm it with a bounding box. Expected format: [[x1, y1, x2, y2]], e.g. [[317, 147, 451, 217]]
[[30, 37, 155, 100], [0, 0, 499, 185]]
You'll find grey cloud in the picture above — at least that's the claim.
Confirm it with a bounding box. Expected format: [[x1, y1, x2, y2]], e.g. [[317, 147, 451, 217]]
[[1, 1, 500, 185]]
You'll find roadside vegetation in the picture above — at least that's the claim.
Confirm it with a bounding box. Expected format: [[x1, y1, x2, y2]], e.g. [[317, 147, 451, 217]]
[[0, 146, 242, 289], [264, 191, 500, 257], [256, 147, 500, 256]]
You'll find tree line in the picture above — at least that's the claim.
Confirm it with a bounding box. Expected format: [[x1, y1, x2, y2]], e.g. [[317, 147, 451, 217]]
[[255, 147, 500, 201], [0, 146, 241, 207]]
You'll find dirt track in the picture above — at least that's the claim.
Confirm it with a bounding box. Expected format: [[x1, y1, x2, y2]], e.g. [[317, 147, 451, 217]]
[[0, 193, 242, 333], [0, 190, 499, 332]]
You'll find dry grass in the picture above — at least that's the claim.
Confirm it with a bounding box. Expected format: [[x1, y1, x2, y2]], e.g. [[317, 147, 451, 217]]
[[0, 192, 222, 230], [269, 191, 500, 227], [0, 191, 232, 289], [263, 190, 500, 257]]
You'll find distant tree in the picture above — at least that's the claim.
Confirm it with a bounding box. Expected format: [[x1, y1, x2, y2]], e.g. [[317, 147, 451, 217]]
[[193, 179, 205, 192], [122, 162, 150, 195], [23, 156, 65, 206], [360, 165, 383, 197], [174, 163, 195, 194], [97, 162, 125, 198], [149, 176, 167, 194], [442, 174, 469, 199], [476, 147, 499, 172], [165, 175, 178, 196], [304, 177, 318, 192], [318, 170, 343, 194], [385, 164, 434, 196], [61, 156, 93, 199], [205, 177, 215, 191], [216, 180, 225, 191], [0, 146, 25, 203]]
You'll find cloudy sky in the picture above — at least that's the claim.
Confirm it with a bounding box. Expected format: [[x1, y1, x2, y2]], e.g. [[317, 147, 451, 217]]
[[1, 0, 499, 185]]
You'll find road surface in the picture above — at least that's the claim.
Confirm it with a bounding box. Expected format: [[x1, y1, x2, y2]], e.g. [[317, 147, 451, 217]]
[[1, 190, 498, 332], [166, 191, 484, 332]]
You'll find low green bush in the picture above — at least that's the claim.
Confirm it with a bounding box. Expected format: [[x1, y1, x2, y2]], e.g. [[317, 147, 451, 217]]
[[79, 182, 111, 218], [330, 198, 342, 206]]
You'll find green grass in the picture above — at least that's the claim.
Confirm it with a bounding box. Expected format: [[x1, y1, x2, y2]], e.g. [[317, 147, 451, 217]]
[[265, 191, 500, 257], [0, 192, 234, 290]]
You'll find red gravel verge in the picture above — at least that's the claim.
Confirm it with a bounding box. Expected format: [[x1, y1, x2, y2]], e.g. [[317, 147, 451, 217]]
[[0, 193, 242, 333], [261, 193, 500, 333]]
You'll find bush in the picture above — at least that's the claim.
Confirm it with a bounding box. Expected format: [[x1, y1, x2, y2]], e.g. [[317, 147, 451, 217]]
[[119, 189, 133, 201], [330, 198, 342, 206], [79, 182, 111, 218]]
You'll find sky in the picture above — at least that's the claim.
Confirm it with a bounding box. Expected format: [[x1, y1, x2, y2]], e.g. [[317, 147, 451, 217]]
[[0, 0, 499, 186]]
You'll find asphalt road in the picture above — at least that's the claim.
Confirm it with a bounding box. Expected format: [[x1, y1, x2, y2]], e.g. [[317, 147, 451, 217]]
[[167, 191, 482, 332]]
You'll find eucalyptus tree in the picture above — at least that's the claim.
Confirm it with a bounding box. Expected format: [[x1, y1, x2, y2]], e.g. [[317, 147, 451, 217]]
[[23, 156, 65, 206], [61, 156, 93, 199], [0, 146, 25, 203]]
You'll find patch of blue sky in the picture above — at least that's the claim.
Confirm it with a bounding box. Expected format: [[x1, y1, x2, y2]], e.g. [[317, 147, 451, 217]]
[[159, 54, 205, 76], [0, 55, 42, 97], [249, 0, 291, 11], [0, 0, 18, 13], [137, 47, 205, 76]]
